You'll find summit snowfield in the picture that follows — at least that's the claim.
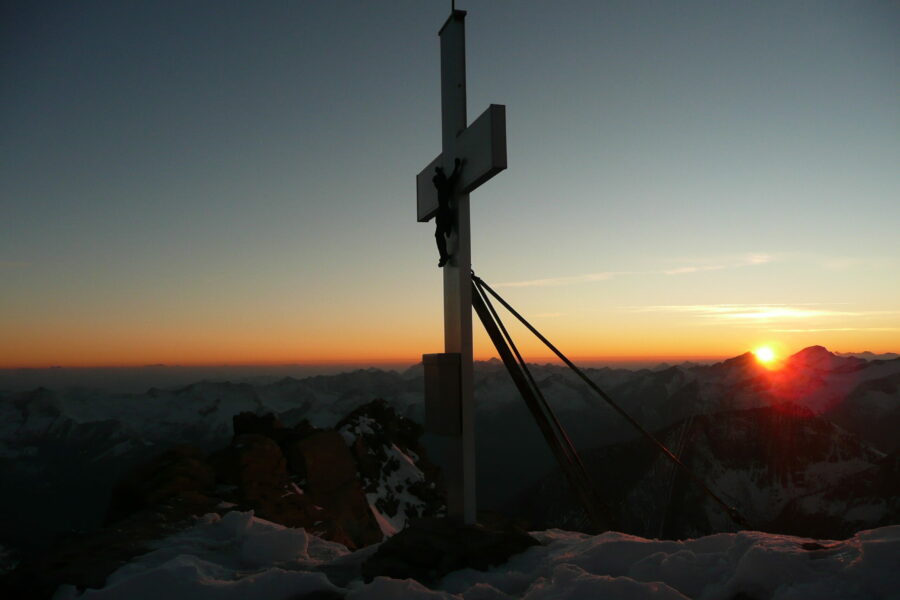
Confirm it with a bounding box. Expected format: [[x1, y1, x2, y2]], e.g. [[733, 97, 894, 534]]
[[51, 511, 900, 600]]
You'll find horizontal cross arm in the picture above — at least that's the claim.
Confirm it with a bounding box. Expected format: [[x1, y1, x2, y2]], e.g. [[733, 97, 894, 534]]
[[417, 104, 507, 222]]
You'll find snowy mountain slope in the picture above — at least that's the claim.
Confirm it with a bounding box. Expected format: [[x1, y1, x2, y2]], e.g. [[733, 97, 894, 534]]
[[51, 511, 900, 600], [513, 404, 893, 540], [824, 371, 900, 453], [772, 450, 900, 539]]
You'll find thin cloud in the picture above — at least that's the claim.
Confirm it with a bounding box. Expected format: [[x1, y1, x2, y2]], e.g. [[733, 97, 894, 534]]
[[820, 257, 860, 270], [633, 304, 857, 321], [496, 272, 619, 288], [744, 253, 774, 265], [772, 327, 900, 333], [662, 265, 725, 275], [779, 252, 892, 271], [662, 253, 774, 276], [497, 253, 775, 288]]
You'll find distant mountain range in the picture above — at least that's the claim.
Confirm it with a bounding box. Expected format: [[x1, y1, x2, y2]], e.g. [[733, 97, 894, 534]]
[[0, 346, 897, 552], [836, 351, 900, 361]]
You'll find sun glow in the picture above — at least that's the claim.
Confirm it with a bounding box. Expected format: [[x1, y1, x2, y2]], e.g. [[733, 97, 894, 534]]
[[753, 346, 777, 365]]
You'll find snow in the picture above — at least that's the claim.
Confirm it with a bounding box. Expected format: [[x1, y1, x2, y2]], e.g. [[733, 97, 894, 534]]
[[521, 565, 689, 599], [52, 512, 346, 600], [347, 578, 458, 599], [369, 504, 399, 538], [337, 408, 437, 533], [365, 442, 429, 532], [52, 512, 900, 600]]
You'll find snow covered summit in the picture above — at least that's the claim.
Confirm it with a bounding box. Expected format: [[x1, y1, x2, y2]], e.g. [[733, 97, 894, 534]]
[[52, 511, 900, 600]]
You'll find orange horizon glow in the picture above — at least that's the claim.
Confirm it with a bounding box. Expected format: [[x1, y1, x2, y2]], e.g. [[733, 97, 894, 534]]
[[0, 354, 734, 370], [5, 347, 893, 370], [3, 322, 896, 370]]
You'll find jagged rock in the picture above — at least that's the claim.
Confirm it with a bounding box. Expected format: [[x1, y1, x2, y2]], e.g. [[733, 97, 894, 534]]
[[209, 423, 382, 550], [216, 433, 289, 493], [299, 431, 383, 548], [232, 412, 323, 480], [301, 431, 361, 495], [282, 419, 322, 478], [210, 433, 326, 535], [361, 517, 539, 585], [337, 399, 445, 530], [233, 412, 284, 437], [105, 445, 216, 525]]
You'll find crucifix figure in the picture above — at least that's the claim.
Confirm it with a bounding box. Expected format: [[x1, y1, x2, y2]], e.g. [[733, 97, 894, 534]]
[[416, 9, 507, 524], [433, 157, 463, 267]]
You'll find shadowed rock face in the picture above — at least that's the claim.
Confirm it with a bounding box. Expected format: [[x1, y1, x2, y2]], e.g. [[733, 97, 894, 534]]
[[105, 445, 217, 525], [208, 414, 384, 550], [298, 430, 384, 548], [361, 517, 539, 585]]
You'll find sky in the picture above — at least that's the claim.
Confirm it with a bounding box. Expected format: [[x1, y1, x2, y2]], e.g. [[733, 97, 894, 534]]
[[1, 0, 898, 368]]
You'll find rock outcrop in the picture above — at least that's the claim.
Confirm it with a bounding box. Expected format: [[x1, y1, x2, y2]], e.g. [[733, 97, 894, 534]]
[[337, 399, 445, 533], [104, 400, 442, 551], [361, 517, 539, 585]]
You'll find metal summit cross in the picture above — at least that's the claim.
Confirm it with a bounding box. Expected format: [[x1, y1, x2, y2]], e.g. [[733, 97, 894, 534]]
[[416, 9, 507, 524]]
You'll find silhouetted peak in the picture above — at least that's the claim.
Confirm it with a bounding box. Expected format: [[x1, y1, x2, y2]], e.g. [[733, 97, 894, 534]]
[[719, 352, 757, 369], [786, 345, 867, 373], [476, 358, 505, 371], [791, 346, 834, 361]]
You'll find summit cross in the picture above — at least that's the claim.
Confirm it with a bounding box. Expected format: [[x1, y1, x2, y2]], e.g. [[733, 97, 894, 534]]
[[416, 9, 507, 524]]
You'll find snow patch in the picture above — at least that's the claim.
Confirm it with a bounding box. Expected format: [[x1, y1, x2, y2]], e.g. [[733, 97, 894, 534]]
[[365, 443, 428, 531], [370, 504, 399, 538]]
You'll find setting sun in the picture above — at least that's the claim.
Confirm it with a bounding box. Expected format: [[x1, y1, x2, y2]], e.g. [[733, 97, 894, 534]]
[[753, 346, 776, 365]]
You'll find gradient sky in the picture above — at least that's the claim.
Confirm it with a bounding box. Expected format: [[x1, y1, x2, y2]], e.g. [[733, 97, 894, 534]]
[[2, 0, 898, 367]]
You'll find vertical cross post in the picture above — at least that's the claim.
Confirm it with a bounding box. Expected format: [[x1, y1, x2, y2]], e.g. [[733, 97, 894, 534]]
[[439, 9, 476, 525], [418, 9, 506, 526]]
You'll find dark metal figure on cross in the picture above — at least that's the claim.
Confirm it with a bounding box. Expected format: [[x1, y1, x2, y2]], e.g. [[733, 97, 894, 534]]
[[432, 158, 464, 267]]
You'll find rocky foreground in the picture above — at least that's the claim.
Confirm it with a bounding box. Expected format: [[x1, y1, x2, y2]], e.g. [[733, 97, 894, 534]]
[[1, 400, 446, 599]]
